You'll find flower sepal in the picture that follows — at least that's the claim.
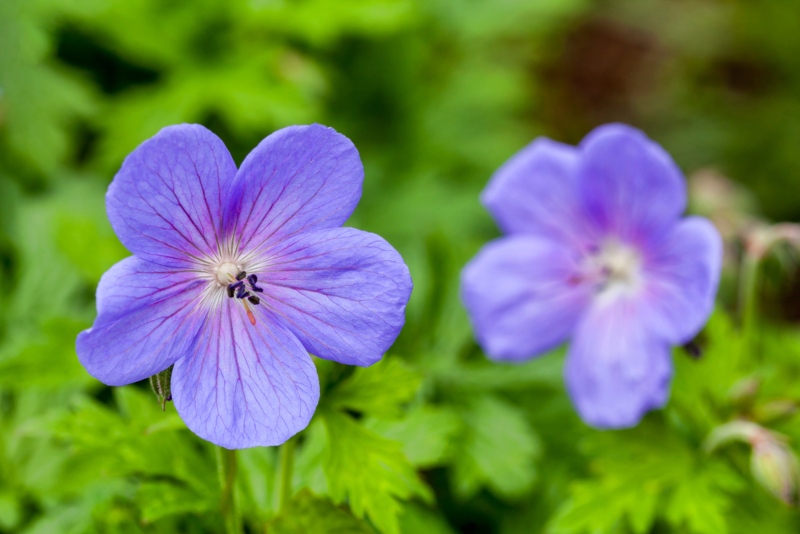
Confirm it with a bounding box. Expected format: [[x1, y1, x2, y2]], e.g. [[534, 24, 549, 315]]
[[148, 365, 173, 412]]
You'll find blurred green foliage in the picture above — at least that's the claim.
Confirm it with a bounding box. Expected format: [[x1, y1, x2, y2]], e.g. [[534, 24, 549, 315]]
[[2, 0, 800, 532]]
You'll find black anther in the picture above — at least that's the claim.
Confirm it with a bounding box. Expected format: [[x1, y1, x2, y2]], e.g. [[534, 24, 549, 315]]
[[227, 280, 244, 299]]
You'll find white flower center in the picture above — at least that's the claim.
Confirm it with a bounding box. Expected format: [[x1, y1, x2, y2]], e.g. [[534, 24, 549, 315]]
[[214, 261, 242, 286], [584, 240, 642, 298]]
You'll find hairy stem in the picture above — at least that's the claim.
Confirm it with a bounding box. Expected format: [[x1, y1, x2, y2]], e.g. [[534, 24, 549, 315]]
[[217, 447, 241, 534]]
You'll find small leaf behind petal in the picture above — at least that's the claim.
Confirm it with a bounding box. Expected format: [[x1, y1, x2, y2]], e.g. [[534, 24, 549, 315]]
[[148, 365, 173, 411]]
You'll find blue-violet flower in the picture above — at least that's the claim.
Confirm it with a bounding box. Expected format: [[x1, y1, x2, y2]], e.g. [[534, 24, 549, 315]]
[[77, 124, 411, 448], [461, 124, 722, 428]]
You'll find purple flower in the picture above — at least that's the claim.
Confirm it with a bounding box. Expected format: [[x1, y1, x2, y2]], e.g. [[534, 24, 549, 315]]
[[77, 124, 411, 448], [461, 124, 722, 428]]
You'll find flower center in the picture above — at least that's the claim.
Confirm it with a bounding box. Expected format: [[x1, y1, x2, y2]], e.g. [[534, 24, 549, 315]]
[[210, 261, 265, 326], [582, 240, 642, 296], [597, 241, 640, 287], [215, 262, 242, 286]]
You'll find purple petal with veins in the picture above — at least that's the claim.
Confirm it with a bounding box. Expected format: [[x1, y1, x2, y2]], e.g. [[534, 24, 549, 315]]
[[254, 227, 412, 367]]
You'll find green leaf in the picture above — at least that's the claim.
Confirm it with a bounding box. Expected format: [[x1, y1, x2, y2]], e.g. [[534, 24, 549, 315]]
[[18, 503, 91, 534], [327, 357, 422, 418], [268, 489, 371, 534], [0, 0, 95, 176], [369, 405, 463, 467], [0, 492, 21, 530], [137, 482, 214, 523], [0, 317, 91, 390], [398, 502, 457, 534], [54, 207, 128, 285], [665, 462, 745, 534], [293, 418, 329, 497], [433, 352, 565, 393], [549, 422, 745, 534], [451, 396, 541, 500], [322, 410, 431, 534], [237, 446, 277, 523], [671, 310, 746, 428]]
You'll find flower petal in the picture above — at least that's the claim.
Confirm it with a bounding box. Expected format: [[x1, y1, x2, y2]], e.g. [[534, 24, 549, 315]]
[[565, 296, 672, 429], [481, 138, 587, 245], [641, 216, 723, 344], [226, 124, 363, 254], [461, 235, 592, 361], [252, 228, 411, 367], [578, 124, 687, 244], [76, 257, 207, 386], [107, 124, 237, 268], [171, 303, 319, 449]]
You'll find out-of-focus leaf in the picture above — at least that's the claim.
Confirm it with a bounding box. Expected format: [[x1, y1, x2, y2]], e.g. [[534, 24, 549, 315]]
[[0, 0, 95, 176], [665, 462, 744, 534], [293, 418, 329, 497], [451, 395, 542, 500], [0, 492, 21, 530], [398, 502, 456, 534], [0, 317, 91, 390], [252, 0, 417, 46], [54, 208, 128, 285], [434, 353, 565, 393], [237, 446, 277, 523], [268, 489, 371, 534], [19, 503, 90, 534], [137, 482, 214, 523], [93, 64, 319, 171], [369, 405, 462, 467]]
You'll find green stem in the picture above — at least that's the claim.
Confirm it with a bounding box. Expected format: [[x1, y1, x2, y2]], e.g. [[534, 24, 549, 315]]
[[739, 253, 761, 356], [216, 447, 241, 534], [274, 436, 296, 513]]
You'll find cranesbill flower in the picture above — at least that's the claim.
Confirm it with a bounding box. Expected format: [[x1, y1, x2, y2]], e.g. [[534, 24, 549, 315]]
[[461, 124, 722, 428], [77, 124, 411, 448]]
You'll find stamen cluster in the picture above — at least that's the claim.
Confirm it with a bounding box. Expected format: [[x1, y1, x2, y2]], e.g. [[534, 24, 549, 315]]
[[227, 271, 263, 305]]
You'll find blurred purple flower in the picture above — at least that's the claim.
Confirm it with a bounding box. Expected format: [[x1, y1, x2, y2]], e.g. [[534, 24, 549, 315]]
[[77, 124, 411, 448], [462, 124, 722, 428]]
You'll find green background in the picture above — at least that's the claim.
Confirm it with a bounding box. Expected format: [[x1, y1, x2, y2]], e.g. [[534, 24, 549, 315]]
[[1, 0, 799, 532]]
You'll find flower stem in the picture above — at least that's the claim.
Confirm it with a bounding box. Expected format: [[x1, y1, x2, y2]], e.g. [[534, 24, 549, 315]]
[[274, 436, 296, 513], [216, 447, 241, 534], [739, 253, 761, 355]]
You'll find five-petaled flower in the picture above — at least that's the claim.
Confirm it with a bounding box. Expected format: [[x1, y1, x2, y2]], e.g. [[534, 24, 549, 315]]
[[77, 124, 412, 448], [461, 124, 722, 428]]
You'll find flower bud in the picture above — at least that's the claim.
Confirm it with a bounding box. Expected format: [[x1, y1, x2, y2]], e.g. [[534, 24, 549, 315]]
[[148, 365, 173, 411], [751, 434, 800, 506], [705, 420, 800, 506], [744, 223, 800, 261], [703, 420, 761, 452]]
